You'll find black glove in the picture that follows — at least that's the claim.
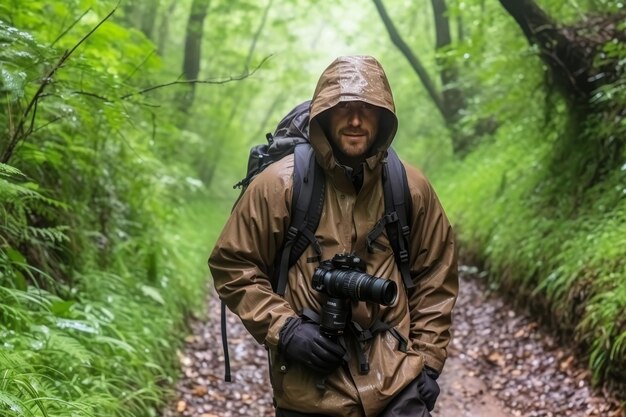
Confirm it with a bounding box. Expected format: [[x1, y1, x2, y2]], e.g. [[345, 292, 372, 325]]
[[278, 316, 346, 374], [416, 366, 440, 411]]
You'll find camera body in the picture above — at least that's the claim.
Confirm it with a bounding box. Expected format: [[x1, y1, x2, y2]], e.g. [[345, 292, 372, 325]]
[[312, 253, 397, 338]]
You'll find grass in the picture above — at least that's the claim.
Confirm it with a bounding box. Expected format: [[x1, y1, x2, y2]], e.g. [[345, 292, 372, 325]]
[[0, 194, 231, 416], [433, 102, 626, 388]]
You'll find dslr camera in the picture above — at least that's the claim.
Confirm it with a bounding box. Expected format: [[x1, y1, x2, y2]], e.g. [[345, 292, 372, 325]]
[[312, 253, 397, 338]]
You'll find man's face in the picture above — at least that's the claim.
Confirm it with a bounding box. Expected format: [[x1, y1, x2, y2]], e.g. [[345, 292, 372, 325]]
[[327, 101, 381, 164]]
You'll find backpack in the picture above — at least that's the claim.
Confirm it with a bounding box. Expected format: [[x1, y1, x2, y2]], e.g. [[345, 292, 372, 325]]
[[220, 100, 414, 381]]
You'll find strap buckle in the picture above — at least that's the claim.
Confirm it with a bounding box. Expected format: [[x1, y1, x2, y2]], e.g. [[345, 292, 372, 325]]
[[285, 225, 298, 241], [384, 212, 399, 224]]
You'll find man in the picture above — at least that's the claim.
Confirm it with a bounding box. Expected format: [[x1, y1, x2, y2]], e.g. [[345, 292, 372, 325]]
[[209, 55, 458, 417]]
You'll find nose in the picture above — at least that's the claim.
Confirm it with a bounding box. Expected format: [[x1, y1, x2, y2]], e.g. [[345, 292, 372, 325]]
[[348, 109, 363, 127]]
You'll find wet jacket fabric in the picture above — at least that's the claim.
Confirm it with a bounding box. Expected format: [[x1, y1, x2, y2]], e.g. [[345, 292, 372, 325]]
[[209, 56, 458, 417]]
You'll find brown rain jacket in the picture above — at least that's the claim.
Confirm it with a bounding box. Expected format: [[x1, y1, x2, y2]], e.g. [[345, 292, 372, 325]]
[[209, 55, 458, 417]]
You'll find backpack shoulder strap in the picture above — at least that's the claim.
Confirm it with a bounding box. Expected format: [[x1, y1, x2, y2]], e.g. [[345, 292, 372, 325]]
[[221, 142, 325, 382], [367, 148, 414, 291], [274, 143, 325, 296], [384, 148, 413, 290]]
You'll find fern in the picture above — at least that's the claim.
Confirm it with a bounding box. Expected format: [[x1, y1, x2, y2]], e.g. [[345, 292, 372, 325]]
[[23, 226, 69, 245], [45, 332, 93, 366], [20, 284, 55, 309], [0, 163, 24, 178]]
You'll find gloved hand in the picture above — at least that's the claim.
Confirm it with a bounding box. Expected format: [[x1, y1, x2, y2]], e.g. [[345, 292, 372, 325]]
[[278, 316, 346, 374], [416, 366, 440, 411]]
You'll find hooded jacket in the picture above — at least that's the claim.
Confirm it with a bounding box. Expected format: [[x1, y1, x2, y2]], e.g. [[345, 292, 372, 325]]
[[209, 55, 458, 417]]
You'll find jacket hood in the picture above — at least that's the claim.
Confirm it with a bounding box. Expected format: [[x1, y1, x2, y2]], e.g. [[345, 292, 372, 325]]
[[309, 55, 398, 171]]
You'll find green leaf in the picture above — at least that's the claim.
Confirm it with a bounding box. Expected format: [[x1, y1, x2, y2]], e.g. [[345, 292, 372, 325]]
[[0, 67, 27, 98], [93, 335, 135, 354], [12, 270, 27, 291], [140, 285, 165, 305], [0, 390, 26, 417], [50, 300, 75, 317], [4, 247, 26, 264], [54, 319, 99, 334], [0, 163, 24, 178]]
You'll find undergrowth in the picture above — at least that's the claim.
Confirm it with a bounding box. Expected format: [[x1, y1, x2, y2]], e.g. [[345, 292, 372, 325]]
[[436, 78, 626, 389], [419, 0, 626, 391], [0, 182, 226, 416], [0, 2, 227, 415]]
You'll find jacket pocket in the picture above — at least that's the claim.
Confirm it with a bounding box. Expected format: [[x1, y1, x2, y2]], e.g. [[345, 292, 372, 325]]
[[267, 348, 286, 395]]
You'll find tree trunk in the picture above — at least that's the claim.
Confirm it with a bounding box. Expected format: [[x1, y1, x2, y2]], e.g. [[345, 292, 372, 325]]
[[121, 2, 138, 28], [179, 0, 211, 115], [431, 0, 465, 125], [140, 0, 160, 41], [203, 98, 241, 187], [499, 0, 626, 183], [498, 0, 624, 105], [374, 0, 478, 156], [157, 1, 178, 56], [372, 0, 446, 119], [457, 14, 464, 43]]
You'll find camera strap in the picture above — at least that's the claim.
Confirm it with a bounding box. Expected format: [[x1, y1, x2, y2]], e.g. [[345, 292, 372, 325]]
[[221, 301, 231, 382], [350, 318, 408, 374]]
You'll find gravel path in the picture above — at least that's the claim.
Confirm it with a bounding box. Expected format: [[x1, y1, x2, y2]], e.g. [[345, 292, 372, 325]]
[[162, 267, 624, 417]]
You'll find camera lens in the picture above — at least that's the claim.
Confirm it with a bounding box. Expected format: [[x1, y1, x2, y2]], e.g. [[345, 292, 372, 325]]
[[334, 270, 397, 306], [319, 298, 349, 338], [312, 263, 398, 306]]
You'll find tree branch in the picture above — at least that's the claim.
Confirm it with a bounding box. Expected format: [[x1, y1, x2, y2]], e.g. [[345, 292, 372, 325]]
[[124, 49, 157, 83], [51, 7, 91, 47], [71, 91, 113, 102], [120, 54, 273, 99], [33, 116, 66, 133], [1, 5, 118, 164]]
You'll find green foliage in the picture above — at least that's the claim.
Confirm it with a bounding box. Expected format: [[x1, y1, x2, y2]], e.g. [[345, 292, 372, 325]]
[[0, 1, 220, 415], [432, 0, 626, 388], [2, 0, 626, 413]]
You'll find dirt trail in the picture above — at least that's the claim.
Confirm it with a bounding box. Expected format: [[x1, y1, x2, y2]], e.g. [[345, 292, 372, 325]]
[[435, 355, 512, 417], [163, 268, 624, 417]]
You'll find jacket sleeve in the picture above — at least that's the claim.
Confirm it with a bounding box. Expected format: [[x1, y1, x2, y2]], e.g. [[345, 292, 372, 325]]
[[208, 162, 298, 351], [405, 166, 459, 374]]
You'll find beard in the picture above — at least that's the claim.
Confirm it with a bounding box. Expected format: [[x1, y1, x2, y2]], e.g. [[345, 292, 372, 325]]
[[328, 128, 378, 168]]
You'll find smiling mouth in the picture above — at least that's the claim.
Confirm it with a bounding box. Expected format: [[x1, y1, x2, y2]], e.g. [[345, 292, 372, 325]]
[[342, 131, 367, 137], [343, 134, 366, 144]]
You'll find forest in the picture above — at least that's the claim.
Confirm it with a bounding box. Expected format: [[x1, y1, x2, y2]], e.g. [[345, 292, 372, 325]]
[[0, 0, 625, 416]]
